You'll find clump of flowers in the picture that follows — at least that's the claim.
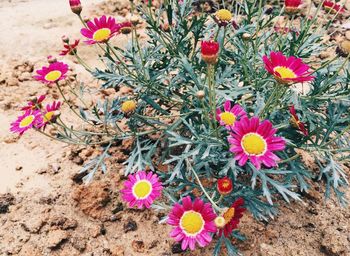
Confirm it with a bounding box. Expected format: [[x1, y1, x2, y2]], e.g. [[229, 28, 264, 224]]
[[13, 0, 350, 254]]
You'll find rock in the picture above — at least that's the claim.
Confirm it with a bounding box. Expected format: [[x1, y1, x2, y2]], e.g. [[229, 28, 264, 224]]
[[6, 77, 18, 87], [18, 72, 32, 82], [123, 219, 137, 233], [47, 230, 68, 249], [49, 216, 78, 230], [0, 193, 15, 213], [171, 243, 185, 254], [70, 235, 87, 252], [149, 240, 158, 249], [21, 218, 45, 234], [15, 165, 23, 171], [110, 245, 124, 256], [321, 227, 349, 255], [131, 240, 145, 253], [90, 224, 106, 238]]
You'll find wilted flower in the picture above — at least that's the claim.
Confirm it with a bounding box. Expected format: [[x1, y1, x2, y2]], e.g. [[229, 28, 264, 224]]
[[10, 110, 42, 135], [216, 101, 246, 129], [284, 0, 302, 14], [120, 171, 163, 209], [121, 100, 137, 113], [69, 0, 82, 15], [60, 39, 80, 56], [289, 105, 308, 136], [217, 177, 233, 195], [119, 21, 133, 34], [263, 51, 314, 84], [322, 1, 345, 14], [201, 40, 219, 64], [21, 95, 46, 111], [167, 196, 217, 251], [228, 117, 286, 170], [217, 198, 246, 237], [34, 61, 69, 84], [81, 16, 121, 44]]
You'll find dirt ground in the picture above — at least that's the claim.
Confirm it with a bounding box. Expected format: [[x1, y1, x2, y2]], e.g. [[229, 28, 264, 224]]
[[0, 0, 349, 255]]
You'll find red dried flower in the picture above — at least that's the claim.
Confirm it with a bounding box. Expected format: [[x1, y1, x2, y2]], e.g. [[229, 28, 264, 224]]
[[201, 41, 220, 64], [289, 105, 308, 136], [218, 198, 246, 237], [217, 177, 233, 195], [60, 39, 80, 56]]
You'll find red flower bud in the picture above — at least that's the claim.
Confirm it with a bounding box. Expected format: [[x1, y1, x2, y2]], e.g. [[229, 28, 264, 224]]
[[217, 177, 233, 195], [201, 41, 220, 65], [284, 0, 302, 14], [69, 0, 82, 15]]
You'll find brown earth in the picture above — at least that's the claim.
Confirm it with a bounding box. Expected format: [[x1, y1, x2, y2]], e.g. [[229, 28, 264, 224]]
[[0, 0, 349, 255]]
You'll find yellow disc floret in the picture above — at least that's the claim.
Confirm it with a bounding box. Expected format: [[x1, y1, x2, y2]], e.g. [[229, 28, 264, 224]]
[[132, 180, 152, 199], [274, 66, 297, 79], [220, 112, 236, 126], [216, 9, 233, 22], [241, 132, 267, 156], [45, 70, 62, 82], [180, 211, 204, 236], [121, 100, 137, 113], [19, 115, 34, 128], [93, 28, 112, 42]]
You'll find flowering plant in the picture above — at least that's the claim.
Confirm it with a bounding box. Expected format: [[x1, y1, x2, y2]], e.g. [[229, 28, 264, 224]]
[[11, 0, 350, 254]]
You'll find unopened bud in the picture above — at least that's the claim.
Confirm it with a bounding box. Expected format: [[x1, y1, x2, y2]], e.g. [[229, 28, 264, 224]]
[[69, 0, 82, 15], [196, 90, 205, 100], [242, 33, 252, 40], [47, 55, 57, 64]]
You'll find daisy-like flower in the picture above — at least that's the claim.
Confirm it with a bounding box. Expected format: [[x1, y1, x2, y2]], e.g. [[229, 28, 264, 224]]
[[39, 101, 62, 128], [10, 110, 42, 135], [284, 0, 302, 14], [80, 15, 121, 44], [34, 61, 69, 84], [167, 196, 217, 251], [216, 101, 247, 129], [289, 105, 308, 136], [21, 95, 46, 111], [60, 39, 80, 56], [323, 1, 345, 14], [215, 9, 232, 26], [201, 41, 219, 64], [228, 116, 286, 170], [216, 198, 246, 237], [217, 177, 233, 195], [121, 100, 137, 114], [121, 171, 163, 209], [263, 51, 314, 85]]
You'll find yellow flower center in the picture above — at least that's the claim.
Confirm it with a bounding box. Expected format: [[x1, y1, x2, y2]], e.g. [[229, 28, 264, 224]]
[[273, 66, 296, 79], [214, 216, 226, 228], [221, 180, 230, 188], [241, 132, 267, 156], [93, 28, 111, 42], [220, 112, 236, 126], [19, 115, 34, 128], [180, 211, 204, 236], [132, 180, 152, 199], [44, 111, 54, 122], [223, 207, 235, 224], [121, 100, 137, 113], [45, 70, 62, 82], [216, 9, 232, 22]]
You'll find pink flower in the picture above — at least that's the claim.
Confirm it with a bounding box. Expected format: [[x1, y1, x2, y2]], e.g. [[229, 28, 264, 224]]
[[323, 1, 345, 14], [263, 51, 314, 84], [167, 196, 217, 251], [38, 101, 62, 128], [33, 61, 69, 84], [69, 0, 82, 15], [21, 95, 46, 111], [80, 16, 121, 44], [285, 0, 302, 13], [216, 101, 247, 129], [10, 110, 42, 135], [120, 171, 163, 209], [228, 116, 286, 170], [289, 105, 308, 136], [201, 41, 220, 64]]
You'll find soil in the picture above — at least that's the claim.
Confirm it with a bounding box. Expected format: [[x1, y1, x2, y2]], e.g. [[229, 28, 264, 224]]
[[0, 0, 349, 256]]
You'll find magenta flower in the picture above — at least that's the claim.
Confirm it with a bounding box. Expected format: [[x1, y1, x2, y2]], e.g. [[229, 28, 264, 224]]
[[10, 110, 42, 135], [38, 101, 62, 128], [263, 51, 314, 84], [120, 171, 163, 209], [81, 16, 121, 44], [167, 196, 217, 251], [228, 116, 286, 170], [21, 95, 46, 111], [34, 61, 69, 84], [216, 101, 247, 129]]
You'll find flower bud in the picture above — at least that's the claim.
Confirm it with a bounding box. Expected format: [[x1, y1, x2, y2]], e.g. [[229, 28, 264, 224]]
[[214, 216, 226, 228], [47, 55, 57, 64], [69, 0, 82, 15], [242, 33, 252, 40], [284, 0, 302, 14], [121, 100, 137, 113], [217, 177, 233, 195], [215, 9, 232, 27], [196, 90, 205, 100], [61, 35, 69, 43], [201, 41, 220, 65]]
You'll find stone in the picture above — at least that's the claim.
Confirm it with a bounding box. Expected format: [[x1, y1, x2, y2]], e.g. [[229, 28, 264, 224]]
[[123, 219, 137, 233], [0, 193, 15, 214], [47, 230, 68, 249]]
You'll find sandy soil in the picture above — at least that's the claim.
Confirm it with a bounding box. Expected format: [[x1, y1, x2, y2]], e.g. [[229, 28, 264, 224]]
[[0, 0, 349, 255]]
